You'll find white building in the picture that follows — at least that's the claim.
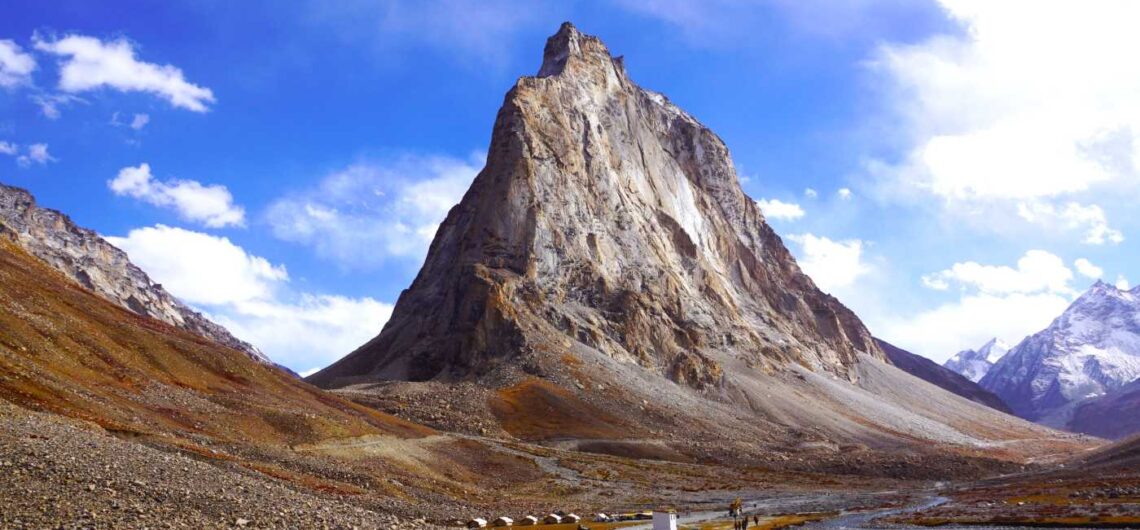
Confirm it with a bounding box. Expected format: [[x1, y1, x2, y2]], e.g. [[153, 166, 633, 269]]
[[652, 511, 678, 530]]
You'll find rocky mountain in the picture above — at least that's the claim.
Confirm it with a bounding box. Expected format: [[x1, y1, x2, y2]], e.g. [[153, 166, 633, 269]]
[[944, 338, 1009, 383], [980, 281, 1140, 423], [1066, 377, 1140, 439], [876, 338, 1011, 414], [310, 22, 884, 391], [0, 183, 266, 362], [310, 23, 1082, 465]]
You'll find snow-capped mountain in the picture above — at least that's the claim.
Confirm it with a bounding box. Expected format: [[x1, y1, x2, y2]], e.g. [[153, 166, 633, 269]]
[[944, 338, 1010, 382], [980, 281, 1140, 421]]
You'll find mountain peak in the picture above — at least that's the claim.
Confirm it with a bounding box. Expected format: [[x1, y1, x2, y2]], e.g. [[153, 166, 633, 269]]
[[537, 22, 621, 78], [311, 23, 884, 390]]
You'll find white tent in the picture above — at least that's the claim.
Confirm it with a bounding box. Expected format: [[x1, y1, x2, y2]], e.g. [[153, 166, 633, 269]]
[[466, 518, 487, 529], [542, 514, 562, 524], [593, 513, 609, 522], [564, 514, 581, 523], [517, 515, 538, 525], [491, 516, 514, 527]]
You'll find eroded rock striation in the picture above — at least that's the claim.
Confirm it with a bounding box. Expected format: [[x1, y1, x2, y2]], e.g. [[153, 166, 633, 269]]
[[311, 23, 883, 390], [0, 183, 266, 362]]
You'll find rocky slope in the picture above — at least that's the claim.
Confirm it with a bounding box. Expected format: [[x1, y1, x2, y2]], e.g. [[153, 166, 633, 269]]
[[311, 23, 1086, 463], [876, 338, 1011, 414], [0, 183, 266, 362], [944, 338, 1009, 383], [980, 281, 1140, 422]]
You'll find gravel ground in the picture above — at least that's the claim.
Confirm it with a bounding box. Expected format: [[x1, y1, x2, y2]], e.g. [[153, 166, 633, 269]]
[[0, 401, 448, 530]]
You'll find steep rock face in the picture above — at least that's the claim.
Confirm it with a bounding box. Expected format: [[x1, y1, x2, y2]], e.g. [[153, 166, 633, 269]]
[[310, 23, 883, 390], [981, 281, 1140, 421], [944, 338, 1009, 383], [877, 338, 1011, 414], [0, 183, 267, 362]]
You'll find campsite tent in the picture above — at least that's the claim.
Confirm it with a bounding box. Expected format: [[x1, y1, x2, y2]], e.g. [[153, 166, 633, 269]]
[[466, 518, 487, 529], [564, 514, 581, 523], [543, 514, 562, 524], [517, 515, 538, 526], [491, 516, 514, 527]]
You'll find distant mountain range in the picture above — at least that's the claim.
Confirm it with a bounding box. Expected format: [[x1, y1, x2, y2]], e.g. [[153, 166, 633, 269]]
[[951, 281, 1140, 439], [944, 338, 1010, 383]]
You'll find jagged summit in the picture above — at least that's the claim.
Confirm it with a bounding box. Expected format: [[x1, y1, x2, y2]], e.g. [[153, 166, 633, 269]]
[[0, 183, 266, 362], [944, 337, 1010, 382], [537, 22, 620, 78]]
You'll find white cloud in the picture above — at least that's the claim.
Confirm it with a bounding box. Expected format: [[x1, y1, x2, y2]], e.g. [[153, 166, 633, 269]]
[[16, 143, 55, 167], [0, 40, 35, 88], [787, 233, 871, 291], [868, 1, 1139, 243], [109, 163, 245, 228], [885, 250, 1083, 361], [837, 188, 852, 200], [881, 292, 1070, 362], [34, 34, 215, 112], [130, 113, 149, 130], [1117, 275, 1131, 290], [1017, 201, 1123, 245], [106, 226, 285, 306], [29, 93, 84, 120], [756, 198, 805, 221], [1074, 258, 1103, 280], [804, 188, 818, 199], [107, 225, 392, 370], [0, 141, 16, 155], [266, 153, 481, 268], [921, 250, 1074, 296]]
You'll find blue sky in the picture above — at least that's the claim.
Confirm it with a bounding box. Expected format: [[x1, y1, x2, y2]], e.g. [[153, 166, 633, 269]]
[[2, 1, 1136, 373]]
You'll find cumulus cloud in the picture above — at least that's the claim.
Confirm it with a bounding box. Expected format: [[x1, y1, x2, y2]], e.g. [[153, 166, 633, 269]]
[[756, 198, 805, 221], [787, 233, 871, 291], [881, 292, 1070, 363], [921, 250, 1074, 296], [34, 34, 215, 112], [885, 250, 1082, 361], [1117, 275, 1131, 290], [109, 163, 245, 228], [837, 188, 852, 200], [1017, 201, 1123, 245], [107, 225, 392, 370], [16, 143, 55, 167], [0, 40, 35, 88], [266, 153, 481, 268], [1074, 258, 1103, 280], [868, 1, 1138, 244], [804, 188, 818, 199], [0, 141, 16, 155]]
